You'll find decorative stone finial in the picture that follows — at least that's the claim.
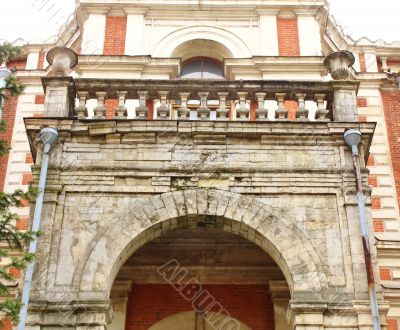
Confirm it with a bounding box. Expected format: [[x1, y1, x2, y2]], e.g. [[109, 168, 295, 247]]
[[323, 50, 355, 80], [46, 47, 78, 77]]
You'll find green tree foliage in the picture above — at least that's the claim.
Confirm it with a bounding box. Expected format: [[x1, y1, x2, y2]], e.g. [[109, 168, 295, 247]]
[[0, 43, 21, 64], [0, 190, 36, 322], [0, 42, 33, 325]]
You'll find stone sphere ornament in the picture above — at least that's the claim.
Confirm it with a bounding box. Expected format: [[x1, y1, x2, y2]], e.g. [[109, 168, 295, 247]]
[[323, 50, 355, 80], [46, 47, 78, 77]]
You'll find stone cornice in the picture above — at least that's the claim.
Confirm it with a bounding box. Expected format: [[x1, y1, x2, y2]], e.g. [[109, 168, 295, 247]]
[[24, 118, 375, 163], [63, 77, 343, 100], [75, 55, 181, 78], [224, 56, 327, 79]]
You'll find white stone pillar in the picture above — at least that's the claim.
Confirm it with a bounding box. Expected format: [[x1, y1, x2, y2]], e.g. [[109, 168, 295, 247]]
[[331, 81, 359, 122], [109, 298, 129, 330], [26, 52, 40, 70], [269, 281, 291, 330], [289, 302, 326, 330], [364, 51, 379, 73], [257, 10, 279, 56], [297, 15, 322, 56], [125, 9, 147, 56], [81, 12, 107, 55]]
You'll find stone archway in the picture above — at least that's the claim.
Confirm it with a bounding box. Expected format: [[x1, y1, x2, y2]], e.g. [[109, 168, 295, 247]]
[[171, 39, 233, 62], [74, 189, 327, 301], [152, 26, 252, 58]]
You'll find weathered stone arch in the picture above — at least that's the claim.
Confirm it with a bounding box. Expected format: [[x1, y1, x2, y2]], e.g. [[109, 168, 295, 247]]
[[73, 189, 328, 300], [152, 26, 252, 58]]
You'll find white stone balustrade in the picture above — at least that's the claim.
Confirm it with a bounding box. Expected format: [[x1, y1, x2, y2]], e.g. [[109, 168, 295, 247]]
[[275, 93, 288, 120], [178, 92, 190, 119], [115, 91, 128, 118], [296, 93, 309, 121], [75, 92, 88, 119], [135, 91, 148, 119], [255, 92, 267, 120], [93, 92, 106, 119], [40, 78, 362, 122], [216, 92, 229, 120], [157, 91, 170, 119], [197, 92, 210, 119]]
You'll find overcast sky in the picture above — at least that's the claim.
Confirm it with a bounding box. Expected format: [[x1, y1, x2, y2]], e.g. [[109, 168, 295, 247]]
[[0, 0, 399, 45]]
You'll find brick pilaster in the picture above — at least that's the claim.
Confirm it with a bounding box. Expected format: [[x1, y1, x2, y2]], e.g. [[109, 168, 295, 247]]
[[104, 16, 127, 55]]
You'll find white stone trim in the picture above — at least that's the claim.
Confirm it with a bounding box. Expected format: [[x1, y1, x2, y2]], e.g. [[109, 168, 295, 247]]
[[81, 14, 106, 55], [125, 14, 146, 56], [298, 16, 322, 56], [152, 25, 252, 58]]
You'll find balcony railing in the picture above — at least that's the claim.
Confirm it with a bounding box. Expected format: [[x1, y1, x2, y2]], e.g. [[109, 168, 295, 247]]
[[40, 48, 360, 123], [42, 78, 347, 122]]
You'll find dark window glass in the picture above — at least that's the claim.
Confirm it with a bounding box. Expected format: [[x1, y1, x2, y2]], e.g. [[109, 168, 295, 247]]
[[181, 57, 224, 79]]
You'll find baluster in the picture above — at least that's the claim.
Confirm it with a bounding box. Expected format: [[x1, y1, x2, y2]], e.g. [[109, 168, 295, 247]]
[[296, 93, 309, 121], [178, 92, 190, 119], [93, 92, 107, 119], [237, 92, 249, 120], [115, 91, 128, 118], [315, 94, 329, 121], [275, 93, 287, 120], [135, 91, 148, 119], [255, 92, 267, 120], [381, 56, 389, 72], [75, 91, 88, 119], [157, 91, 170, 119], [197, 92, 210, 120], [216, 92, 229, 120]]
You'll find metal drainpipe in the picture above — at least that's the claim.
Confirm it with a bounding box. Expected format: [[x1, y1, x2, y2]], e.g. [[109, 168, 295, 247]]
[[18, 127, 59, 330], [344, 129, 381, 330]]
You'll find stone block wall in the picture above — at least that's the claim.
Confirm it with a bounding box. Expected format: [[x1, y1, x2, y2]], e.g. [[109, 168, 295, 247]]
[[22, 118, 389, 328]]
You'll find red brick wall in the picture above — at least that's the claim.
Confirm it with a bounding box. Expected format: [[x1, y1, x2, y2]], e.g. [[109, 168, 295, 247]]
[[0, 59, 25, 191], [250, 100, 257, 121], [37, 51, 46, 70], [105, 99, 118, 119], [125, 284, 274, 330], [387, 60, 400, 68], [381, 91, 400, 210], [277, 17, 300, 56], [380, 268, 392, 280], [285, 100, 298, 120], [104, 16, 127, 55], [387, 319, 399, 330], [0, 96, 19, 191], [357, 97, 368, 107], [373, 219, 384, 232], [7, 59, 26, 70], [35, 95, 45, 104], [359, 53, 367, 73], [147, 100, 154, 120]]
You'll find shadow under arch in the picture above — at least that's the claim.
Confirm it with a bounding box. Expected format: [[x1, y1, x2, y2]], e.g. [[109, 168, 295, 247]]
[[171, 39, 233, 63], [149, 310, 252, 330], [152, 25, 252, 58], [74, 189, 328, 300]]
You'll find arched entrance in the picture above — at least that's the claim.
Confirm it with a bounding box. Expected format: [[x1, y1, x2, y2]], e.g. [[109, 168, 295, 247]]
[[111, 228, 289, 330], [75, 189, 326, 298]]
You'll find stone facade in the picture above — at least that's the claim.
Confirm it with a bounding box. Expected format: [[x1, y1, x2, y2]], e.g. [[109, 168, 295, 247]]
[[23, 116, 386, 328], [1, 0, 400, 329]]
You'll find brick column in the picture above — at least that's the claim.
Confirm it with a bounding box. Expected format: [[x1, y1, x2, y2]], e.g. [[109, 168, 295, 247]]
[[381, 88, 400, 210], [277, 16, 300, 56], [0, 96, 19, 191], [104, 16, 127, 55]]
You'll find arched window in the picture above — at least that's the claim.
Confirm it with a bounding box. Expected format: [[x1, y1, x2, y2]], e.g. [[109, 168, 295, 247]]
[[181, 57, 224, 79]]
